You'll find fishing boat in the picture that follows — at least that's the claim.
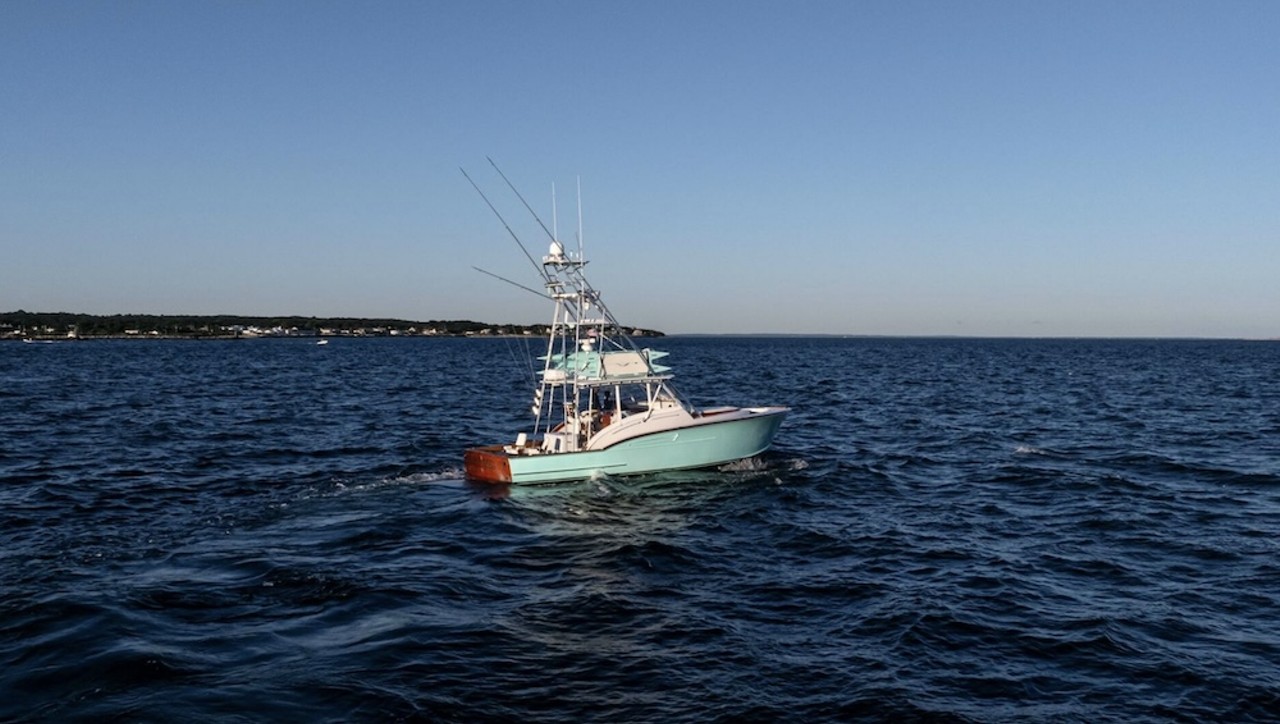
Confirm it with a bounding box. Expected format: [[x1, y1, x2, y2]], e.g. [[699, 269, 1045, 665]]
[[462, 169, 788, 484]]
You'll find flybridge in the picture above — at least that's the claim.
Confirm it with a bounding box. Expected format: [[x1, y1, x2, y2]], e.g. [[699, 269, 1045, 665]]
[[543, 348, 672, 383]]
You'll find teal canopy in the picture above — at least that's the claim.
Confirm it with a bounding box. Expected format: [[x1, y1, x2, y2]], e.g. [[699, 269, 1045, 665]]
[[542, 348, 670, 381]]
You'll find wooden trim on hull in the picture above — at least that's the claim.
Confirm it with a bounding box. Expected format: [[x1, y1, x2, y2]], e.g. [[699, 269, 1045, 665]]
[[464, 445, 512, 484]]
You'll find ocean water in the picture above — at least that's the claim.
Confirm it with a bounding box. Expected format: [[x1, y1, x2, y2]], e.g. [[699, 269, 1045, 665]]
[[2, 336, 1278, 722]]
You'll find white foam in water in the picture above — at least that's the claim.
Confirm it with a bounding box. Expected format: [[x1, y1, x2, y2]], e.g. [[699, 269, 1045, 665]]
[[306, 469, 467, 499], [391, 468, 468, 485], [1014, 445, 1046, 456], [719, 456, 809, 473], [719, 456, 769, 472]]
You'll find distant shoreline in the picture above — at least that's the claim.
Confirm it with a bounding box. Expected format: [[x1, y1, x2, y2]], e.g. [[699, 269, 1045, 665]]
[[7, 332, 1272, 343], [2, 313, 1268, 343], [4, 334, 627, 342], [0, 311, 663, 341]]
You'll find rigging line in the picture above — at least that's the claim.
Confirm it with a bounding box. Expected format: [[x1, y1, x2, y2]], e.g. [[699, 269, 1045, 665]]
[[503, 335, 524, 383], [460, 167, 549, 282], [521, 334, 537, 383], [503, 335, 537, 389], [487, 157, 559, 245], [472, 266, 553, 300]]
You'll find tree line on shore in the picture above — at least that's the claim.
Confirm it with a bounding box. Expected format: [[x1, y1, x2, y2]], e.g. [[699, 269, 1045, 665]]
[[0, 311, 662, 339]]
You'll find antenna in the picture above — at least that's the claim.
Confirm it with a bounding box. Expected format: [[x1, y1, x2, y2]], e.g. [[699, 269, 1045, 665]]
[[576, 176, 584, 261], [460, 166, 549, 283], [552, 182, 558, 244]]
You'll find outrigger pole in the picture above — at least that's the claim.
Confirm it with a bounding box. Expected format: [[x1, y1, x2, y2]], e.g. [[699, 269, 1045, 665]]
[[471, 266, 553, 300], [488, 157, 560, 246], [460, 166, 549, 283]]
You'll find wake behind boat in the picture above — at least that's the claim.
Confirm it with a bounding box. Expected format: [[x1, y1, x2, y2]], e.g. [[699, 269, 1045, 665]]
[[462, 166, 787, 485]]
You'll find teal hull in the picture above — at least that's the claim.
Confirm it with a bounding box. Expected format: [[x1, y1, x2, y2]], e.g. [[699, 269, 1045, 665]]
[[504, 408, 786, 484]]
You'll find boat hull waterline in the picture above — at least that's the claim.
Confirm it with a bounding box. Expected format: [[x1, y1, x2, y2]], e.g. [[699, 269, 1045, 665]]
[[465, 406, 787, 484]]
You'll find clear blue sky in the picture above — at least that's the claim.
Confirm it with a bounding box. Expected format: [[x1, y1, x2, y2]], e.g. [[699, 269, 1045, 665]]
[[2, 1, 1277, 337]]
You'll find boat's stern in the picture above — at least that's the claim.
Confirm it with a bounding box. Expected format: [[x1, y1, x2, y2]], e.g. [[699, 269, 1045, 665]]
[[464, 445, 513, 483]]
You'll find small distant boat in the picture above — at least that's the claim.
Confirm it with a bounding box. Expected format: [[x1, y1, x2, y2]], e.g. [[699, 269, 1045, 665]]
[[462, 167, 787, 485], [316, 339, 329, 346]]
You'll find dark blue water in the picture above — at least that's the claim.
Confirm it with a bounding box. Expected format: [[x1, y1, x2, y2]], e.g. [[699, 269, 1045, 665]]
[[2, 337, 1278, 722]]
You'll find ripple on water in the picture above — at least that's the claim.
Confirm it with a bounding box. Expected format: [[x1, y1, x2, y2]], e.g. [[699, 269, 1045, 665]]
[[1, 337, 1279, 721]]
